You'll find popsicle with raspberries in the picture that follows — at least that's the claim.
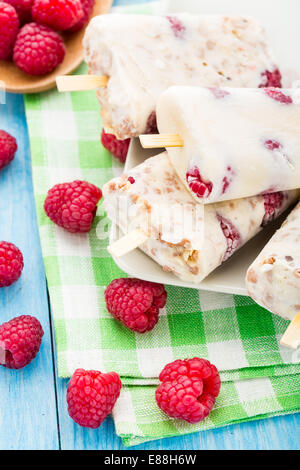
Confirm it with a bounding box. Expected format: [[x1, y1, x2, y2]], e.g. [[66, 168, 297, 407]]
[[103, 152, 299, 283], [246, 202, 300, 322], [81, 13, 281, 139], [142, 86, 300, 204], [103, 152, 205, 256]]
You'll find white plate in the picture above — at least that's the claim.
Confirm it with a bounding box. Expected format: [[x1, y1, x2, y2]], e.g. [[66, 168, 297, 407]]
[[109, 0, 300, 295]]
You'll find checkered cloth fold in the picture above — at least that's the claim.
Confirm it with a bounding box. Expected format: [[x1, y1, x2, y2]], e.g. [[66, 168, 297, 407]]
[[24, 2, 300, 447]]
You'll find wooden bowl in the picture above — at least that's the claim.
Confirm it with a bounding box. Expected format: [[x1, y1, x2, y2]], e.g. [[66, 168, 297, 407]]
[[0, 0, 113, 94]]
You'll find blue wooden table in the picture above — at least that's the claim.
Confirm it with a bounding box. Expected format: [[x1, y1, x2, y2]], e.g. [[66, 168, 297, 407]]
[[0, 0, 299, 451]]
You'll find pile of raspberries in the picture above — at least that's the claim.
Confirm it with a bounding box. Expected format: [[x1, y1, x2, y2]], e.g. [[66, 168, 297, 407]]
[[0, 0, 95, 75]]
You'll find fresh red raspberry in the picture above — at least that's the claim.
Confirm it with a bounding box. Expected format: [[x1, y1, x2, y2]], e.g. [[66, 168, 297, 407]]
[[264, 88, 292, 104], [105, 278, 167, 333], [32, 0, 83, 31], [44, 180, 102, 233], [0, 2, 19, 60], [67, 368, 122, 428], [217, 214, 241, 261], [156, 358, 221, 423], [13, 22, 65, 76], [260, 68, 282, 88], [0, 315, 43, 369], [0, 130, 17, 170], [101, 129, 130, 164], [0, 241, 24, 287], [262, 191, 284, 226], [166, 15, 185, 38], [186, 166, 213, 199], [68, 0, 94, 32], [4, 0, 33, 24]]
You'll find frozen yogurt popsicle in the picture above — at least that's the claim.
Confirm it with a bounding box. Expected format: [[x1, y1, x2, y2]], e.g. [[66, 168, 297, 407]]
[[246, 202, 300, 321], [83, 13, 281, 139], [103, 153, 299, 283], [156, 86, 300, 204], [103, 153, 205, 250]]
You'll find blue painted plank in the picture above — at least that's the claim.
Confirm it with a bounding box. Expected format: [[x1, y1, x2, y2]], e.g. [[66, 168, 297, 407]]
[[58, 385, 300, 450], [0, 93, 59, 450]]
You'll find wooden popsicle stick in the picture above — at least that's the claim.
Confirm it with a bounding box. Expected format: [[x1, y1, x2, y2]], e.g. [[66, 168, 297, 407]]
[[280, 312, 300, 350], [140, 134, 184, 148], [56, 74, 109, 92], [107, 229, 149, 258]]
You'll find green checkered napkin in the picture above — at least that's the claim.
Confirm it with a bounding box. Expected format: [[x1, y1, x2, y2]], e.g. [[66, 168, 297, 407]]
[[24, 3, 300, 447]]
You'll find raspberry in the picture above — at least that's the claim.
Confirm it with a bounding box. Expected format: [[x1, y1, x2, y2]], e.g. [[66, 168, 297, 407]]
[[0, 315, 43, 369], [101, 129, 130, 164], [4, 0, 33, 24], [262, 191, 284, 226], [13, 22, 65, 76], [260, 68, 282, 88], [222, 166, 234, 194], [32, 0, 83, 31], [264, 88, 292, 104], [0, 130, 17, 170], [0, 2, 19, 60], [208, 87, 230, 99], [145, 111, 158, 134], [44, 180, 102, 233], [127, 176, 135, 184], [264, 139, 292, 168], [67, 369, 122, 428], [68, 0, 94, 32], [217, 214, 241, 261], [186, 166, 213, 199], [156, 358, 221, 423], [264, 139, 281, 151], [166, 15, 185, 38], [0, 241, 24, 287], [105, 278, 167, 333]]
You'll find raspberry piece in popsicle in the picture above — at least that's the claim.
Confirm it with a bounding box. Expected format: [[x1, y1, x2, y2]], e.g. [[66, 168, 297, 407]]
[[264, 139, 281, 151], [145, 111, 158, 134], [166, 15, 185, 38], [262, 192, 285, 226], [208, 87, 230, 99], [186, 166, 213, 199], [260, 68, 282, 88], [222, 166, 235, 194], [217, 214, 241, 261], [264, 88, 292, 104]]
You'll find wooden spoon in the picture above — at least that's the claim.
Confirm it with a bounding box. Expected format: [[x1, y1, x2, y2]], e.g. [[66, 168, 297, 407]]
[[0, 0, 113, 94]]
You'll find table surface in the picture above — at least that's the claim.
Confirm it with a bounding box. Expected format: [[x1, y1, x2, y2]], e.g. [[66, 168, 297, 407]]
[[0, 0, 299, 451]]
